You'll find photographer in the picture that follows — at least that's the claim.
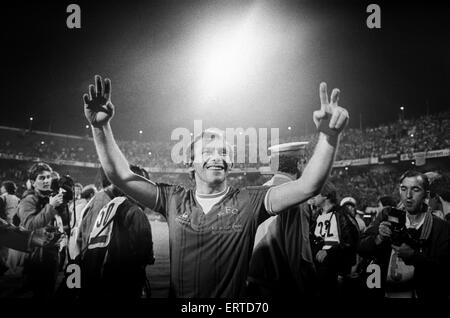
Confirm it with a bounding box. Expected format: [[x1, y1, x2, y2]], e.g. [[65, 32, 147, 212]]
[[17, 162, 66, 298], [358, 170, 450, 298]]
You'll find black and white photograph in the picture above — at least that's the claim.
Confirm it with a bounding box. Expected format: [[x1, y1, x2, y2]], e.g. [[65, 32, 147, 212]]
[[1, 0, 449, 310]]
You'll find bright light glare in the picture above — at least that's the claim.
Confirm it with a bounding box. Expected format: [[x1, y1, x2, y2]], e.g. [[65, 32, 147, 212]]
[[196, 7, 270, 102]]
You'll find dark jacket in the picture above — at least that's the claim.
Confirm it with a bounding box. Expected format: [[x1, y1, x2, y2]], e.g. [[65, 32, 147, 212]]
[[358, 207, 450, 298], [0, 218, 32, 252], [17, 191, 61, 297], [310, 205, 360, 275], [80, 196, 154, 299], [18, 191, 59, 230]]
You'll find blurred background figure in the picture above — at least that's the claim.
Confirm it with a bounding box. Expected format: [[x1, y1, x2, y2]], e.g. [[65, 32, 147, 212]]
[[341, 196, 366, 233], [429, 174, 450, 222], [1, 181, 20, 225]]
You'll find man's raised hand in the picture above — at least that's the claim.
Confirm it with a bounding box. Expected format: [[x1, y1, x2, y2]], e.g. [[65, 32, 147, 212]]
[[83, 75, 115, 128], [313, 82, 349, 134]]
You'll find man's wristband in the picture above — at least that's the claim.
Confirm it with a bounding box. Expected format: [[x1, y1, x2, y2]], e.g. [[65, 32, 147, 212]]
[[317, 113, 339, 137]]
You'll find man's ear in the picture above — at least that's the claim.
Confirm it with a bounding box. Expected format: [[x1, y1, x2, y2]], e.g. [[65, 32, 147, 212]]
[[30, 179, 35, 187]]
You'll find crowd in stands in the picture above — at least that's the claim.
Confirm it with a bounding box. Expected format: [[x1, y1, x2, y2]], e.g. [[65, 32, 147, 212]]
[[1, 112, 449, 170], [3, 160, 449, 209], [0, 111, 449, 209]]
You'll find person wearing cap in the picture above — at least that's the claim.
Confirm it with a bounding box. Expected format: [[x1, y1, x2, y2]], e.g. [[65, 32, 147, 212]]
[[341, 197, 366, 233], [253, 141, 309, 246], [309, 182, 359, 297], [247, 142, 317, 298], [83, 76, 349, 297]]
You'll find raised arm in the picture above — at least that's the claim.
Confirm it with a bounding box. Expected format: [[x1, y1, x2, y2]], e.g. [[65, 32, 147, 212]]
[[267, 82, 348, 213], [83, 75, 158, 209]]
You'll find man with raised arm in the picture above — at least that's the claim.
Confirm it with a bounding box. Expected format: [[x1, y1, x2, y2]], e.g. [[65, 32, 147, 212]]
[[83, 75, 349, 297]]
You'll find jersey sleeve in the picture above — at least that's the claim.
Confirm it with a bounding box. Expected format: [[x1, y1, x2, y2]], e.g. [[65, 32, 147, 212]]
[[245, 186, 272, 225], [153, 183, 184, 218]]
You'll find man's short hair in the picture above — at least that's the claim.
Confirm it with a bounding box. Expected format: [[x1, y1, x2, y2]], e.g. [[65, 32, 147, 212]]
[[1, 181, 17, 195], [28, 162, 52, 181], [399, 170, 429, 192], [378, 195, 396, 207], [320, 181, 338, 205], [185, 129, 234, 166], [430, 175, 450, 202], [51, 171, 60, 180]]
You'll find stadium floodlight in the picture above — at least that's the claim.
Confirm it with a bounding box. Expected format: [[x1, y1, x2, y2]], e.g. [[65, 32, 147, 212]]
[[288, 126, 292, 131], [400, 106, 404, 111], [139, 130, 143, 135], [195, 6, 273, 103], [85, 125, 90, 129], [28, 116, 34, 131]]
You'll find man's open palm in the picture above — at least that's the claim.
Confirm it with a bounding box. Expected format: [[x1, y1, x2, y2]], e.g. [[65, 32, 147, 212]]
[[83, 75, 115, 128]]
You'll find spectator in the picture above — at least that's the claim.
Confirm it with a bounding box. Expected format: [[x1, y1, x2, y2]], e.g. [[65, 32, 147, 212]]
[[340, 196, 366, 233], [358, 170, 450, 298], [1, 181, 20, 224], [309, 182, 359, 297], [429, 174, 450, 222], [248, 142, 316, 298], [74, 183, 83, 201], [78, 165, 154, 299], [17, 162, 65, 298]]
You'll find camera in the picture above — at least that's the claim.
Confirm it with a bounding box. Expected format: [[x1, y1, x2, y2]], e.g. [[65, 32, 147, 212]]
[[386, 207, 406, 232], [310, 234, 325, 254], [383, 207, 421, 248], [50, 175, 74, 204]]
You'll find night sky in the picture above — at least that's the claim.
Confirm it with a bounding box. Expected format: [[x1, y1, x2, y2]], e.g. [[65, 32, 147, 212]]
[[2, 0, 449, 142]]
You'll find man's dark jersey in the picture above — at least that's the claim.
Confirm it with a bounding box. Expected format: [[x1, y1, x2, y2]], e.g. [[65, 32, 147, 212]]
[[154, 184, 271, 298], [81, 196, 154, 298]]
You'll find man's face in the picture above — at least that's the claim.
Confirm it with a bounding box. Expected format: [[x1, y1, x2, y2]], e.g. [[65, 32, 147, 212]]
[[346, 204, 356, 216], [399, 176, 427, 214], [312, 193, 327, 208], [376, 201, 384, 214], [32, 171, 52, 193], [0, 186, 5, 195], [192, 138, 231, 186]]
